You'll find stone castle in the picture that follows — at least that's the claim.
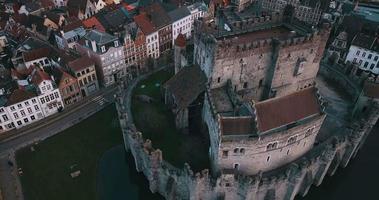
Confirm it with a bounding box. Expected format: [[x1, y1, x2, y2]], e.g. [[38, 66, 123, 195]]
[[116, 1, 379, 199]]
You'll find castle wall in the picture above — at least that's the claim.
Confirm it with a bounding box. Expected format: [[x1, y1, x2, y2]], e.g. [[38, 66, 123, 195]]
[[217, 115, 325, 175], [116, 68, 379, 200]]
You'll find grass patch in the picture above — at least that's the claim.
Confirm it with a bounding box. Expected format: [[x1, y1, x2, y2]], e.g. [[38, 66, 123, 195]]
[[16, 105, 123, 200], [131, 68, 210, 171]]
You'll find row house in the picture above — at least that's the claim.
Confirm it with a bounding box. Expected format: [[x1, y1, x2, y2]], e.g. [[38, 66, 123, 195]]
[[67, 55, 99, 97], [187, 2, 208, 32], [50, 68, 82, 106], [123, 22, 147, 74], [143, 3, 172, 54], [133, 12, 160, 59], [76, 29, 127, 87], [169, 6, 192, 43], [30, 67, 64, 117]]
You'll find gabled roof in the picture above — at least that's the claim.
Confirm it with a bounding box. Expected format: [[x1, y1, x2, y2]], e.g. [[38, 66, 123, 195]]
[[23, 47, 52, 62], [68, 56, 95, 72], [352, 33, 377, 50], [133, 13, 155, 35], [84, 29, 118, 45], [255, 87, 323, 132], [31, 68, 51, 85], [169, 6, 191, 22], [82, 16, 106, 32], [175, 33, 186, 47], [7, 89, 36, 105], [163, 65, 207, 110], [143, 3, 171, 29]]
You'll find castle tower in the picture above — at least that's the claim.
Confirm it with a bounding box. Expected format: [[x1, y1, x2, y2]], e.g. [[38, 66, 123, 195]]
[[174, 33, 186, 74]]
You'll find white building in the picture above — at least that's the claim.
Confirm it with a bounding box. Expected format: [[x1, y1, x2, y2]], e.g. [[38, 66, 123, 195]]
[[187, 2, 208, 31], [169, 6, 192, 44], [345, 34, 379, 76], [5, 90, 45, 129], [53, 0, 68, 7], [55, 27, 86, 49], [0, 105, 14, 133], [146, 32, 160, 59], [31, 68, 64, 117]]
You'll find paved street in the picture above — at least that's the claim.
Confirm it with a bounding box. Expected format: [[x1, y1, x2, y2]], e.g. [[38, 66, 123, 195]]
[[0, 87, 117, 200]]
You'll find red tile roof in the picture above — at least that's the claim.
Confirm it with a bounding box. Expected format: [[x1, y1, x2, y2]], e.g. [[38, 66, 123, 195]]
[[7, 89, 36, 105], [31, 68, 51, 85], [68, 56, 95, 72], [133, 13, 155, 35], [255, 87, 322, 132], [83, 16, 106, 32], [23, 47, 51, 62], [175, 33, 186, 47]]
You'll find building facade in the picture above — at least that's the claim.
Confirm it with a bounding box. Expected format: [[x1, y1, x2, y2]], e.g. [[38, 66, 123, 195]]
[[68, 55, 99, 97], [76, 30, 127, 86]]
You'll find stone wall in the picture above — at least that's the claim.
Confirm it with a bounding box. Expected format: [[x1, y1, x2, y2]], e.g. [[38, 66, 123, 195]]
[[116, 70, 379, 200]]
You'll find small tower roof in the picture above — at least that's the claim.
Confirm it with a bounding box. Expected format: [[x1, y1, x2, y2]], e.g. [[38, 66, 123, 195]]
[[175, 33, 186, 48]]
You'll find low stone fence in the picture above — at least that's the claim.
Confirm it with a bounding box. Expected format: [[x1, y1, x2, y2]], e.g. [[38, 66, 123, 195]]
[[116, 67, 379, 200]]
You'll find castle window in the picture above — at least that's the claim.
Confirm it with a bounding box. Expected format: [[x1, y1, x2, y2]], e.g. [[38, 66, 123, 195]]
[[287, 53, 291, 58], [239, 148, 245, 154], [267, 156, 270, 162], [243, 82, 248, 89], [217, 77, 221, 83], [259, 79, 263, 88], [287, 149, 290, 155], [267, 142, 278, 151], [233, 148, 239, 153], [287, 136, 298, 144], [310, 49, 314, 53], [222, 150, 228, 158], [233, 163, 240, 170]]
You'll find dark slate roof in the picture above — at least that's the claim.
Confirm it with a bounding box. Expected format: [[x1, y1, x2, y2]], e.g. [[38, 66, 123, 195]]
[[96, 8, 130, 32], [168, 6, 190, 22], [220, 117, 255, 136], [143, 2, 171, 29], [7, 89, 36, 105], [363, 82, 379, 99], [163, 65, 207, 110], [84, 29, 118, 45], [352, 33, 377, 50]]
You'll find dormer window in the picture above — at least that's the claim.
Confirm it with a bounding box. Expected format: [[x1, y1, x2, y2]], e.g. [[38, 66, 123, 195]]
[[85, 40, 89, 46], [101, 46, 106, 52], [114, 41, 119, 47]]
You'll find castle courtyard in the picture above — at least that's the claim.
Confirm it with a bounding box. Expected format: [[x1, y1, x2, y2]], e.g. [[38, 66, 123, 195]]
[[131, 68, 210, 172]]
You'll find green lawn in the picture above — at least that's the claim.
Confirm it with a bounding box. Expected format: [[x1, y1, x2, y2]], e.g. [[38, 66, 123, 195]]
[[16, 105, 123, 200], [131, 68, 210, 171]]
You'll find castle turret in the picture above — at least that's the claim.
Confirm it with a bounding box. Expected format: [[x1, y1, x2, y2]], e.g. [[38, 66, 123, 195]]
[[174, 33, 186, 74]]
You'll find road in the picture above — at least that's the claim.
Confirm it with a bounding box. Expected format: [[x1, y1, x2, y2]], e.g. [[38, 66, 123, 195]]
[[0, 87, 117, 200]]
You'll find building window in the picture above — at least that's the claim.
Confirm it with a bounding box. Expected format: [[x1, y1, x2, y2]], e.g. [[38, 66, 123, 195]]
[[101, 46, 106, 52], [217, 77, 221, 83], [17, 121, 22, 125], [25, 101, 30, 106], [239, 148, 245, 154], [24, 118, 28, 123], [374, 56, 378, 61], [20, 110, 25, 117], [114, 41, 119, 47], [364, 62, 369, 68], [368, 54, 372, 59], [356, 50, 360, 56], [17, 104, 22, 109], [259, 79, 263, 88], [34, 105, 39, 111], [243, 82, 248, 89], [10, 106, 15, 111], [31, 115, 35, 120], [32, 99, 36, 103], [370, 63, 375, 69], [267, 156, 270, 162], [2, 115, 8, 121], [233, 148, 239, 153], [353, 58, 357, 63], [362, 52, 366, 57], [13, 113, 19, 119], [40, 98, 45, 104]]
